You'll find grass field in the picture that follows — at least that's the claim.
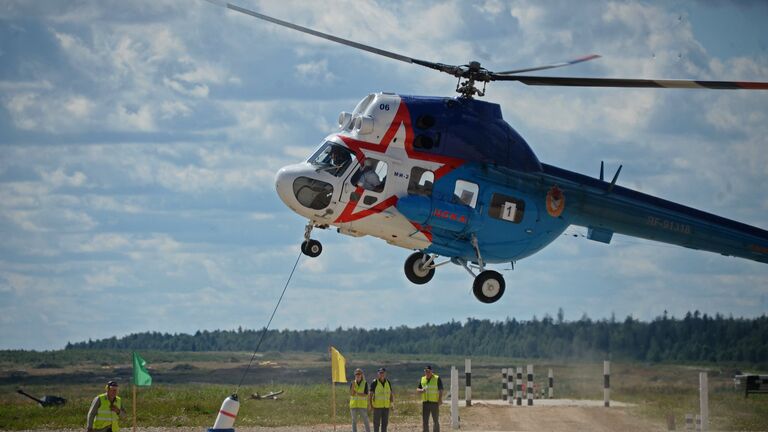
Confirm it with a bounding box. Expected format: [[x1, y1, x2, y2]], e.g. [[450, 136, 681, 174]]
[[1, 350, 766, 430]]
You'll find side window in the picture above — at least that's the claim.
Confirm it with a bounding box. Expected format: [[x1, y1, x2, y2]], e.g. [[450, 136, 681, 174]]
[[352, 157, 387, 193], [489, 193, 525, 223], [454, 180, 479, 208], [407, 167, 434, 196]]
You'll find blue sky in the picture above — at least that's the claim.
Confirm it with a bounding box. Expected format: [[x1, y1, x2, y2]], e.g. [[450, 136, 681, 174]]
[[1, 0, 767, 350]]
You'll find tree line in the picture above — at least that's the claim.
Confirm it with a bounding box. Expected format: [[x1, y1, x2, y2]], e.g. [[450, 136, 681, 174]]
[[66, 310, 768, 365]]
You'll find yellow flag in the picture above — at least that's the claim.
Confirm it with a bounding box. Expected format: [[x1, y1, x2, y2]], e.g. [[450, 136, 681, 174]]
[[330, 346, 347, 383]]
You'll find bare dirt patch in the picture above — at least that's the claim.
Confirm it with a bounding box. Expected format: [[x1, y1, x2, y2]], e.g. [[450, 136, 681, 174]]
[[460, 404, 666, 431]]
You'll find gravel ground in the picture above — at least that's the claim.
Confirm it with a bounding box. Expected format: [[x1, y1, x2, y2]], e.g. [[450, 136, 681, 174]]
[[14, 401, 665, 432]]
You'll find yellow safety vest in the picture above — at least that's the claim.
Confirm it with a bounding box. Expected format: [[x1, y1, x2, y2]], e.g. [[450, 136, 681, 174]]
[[420, 375, 440, 403], [93, 393, 121, 432], [371, 379, 391, 409], [349, 379, 368, 409]]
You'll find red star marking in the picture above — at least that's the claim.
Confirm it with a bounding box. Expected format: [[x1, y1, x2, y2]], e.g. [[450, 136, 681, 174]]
[[334, 101, 464, 225]]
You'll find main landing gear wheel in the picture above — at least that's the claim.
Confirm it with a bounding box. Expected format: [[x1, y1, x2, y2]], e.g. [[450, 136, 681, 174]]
[[301, 239, 322, 258], [473, 270, 505, 303], [404, 252, 435, 284]]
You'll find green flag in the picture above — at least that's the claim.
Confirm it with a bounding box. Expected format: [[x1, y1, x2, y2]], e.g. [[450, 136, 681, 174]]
[[132, 352, 152, 386]]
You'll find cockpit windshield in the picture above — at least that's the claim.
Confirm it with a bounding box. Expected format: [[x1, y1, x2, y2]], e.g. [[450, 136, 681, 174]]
[[308, 142, 354, 177]]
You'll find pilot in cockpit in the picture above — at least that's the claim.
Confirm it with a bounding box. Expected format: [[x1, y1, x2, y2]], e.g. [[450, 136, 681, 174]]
[[330, 146, 349, 165], [327, 145, 351, 175]]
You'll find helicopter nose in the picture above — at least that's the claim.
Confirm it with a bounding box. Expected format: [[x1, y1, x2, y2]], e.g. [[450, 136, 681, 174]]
[[275, 165, 298, 210]]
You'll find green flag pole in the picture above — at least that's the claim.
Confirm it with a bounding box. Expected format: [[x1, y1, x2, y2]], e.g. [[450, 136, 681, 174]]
[[131, 351, 152, 432], [132, 384, 137, 432]]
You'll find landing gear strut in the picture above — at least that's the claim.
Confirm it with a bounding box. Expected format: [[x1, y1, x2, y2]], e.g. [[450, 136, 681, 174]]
[[301, 223, 322, 258], [464, 234, 506, 303]]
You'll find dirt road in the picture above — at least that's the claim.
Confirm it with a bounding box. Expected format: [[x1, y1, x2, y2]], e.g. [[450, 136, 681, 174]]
[[17, 404, 666, 432], [459, 404, 666, 431]]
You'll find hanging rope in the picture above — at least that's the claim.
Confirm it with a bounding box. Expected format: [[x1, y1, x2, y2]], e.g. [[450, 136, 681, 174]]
[[234, 250, 302, 394]]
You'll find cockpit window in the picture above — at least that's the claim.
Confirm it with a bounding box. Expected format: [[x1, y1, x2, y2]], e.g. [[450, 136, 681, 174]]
[[309, 142, 354, 177], [293, 177, 333, 210]]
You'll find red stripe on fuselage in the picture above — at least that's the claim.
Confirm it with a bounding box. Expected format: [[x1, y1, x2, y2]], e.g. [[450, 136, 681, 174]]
[[335, 192, 399, 224], [409, 222, 433, 242]]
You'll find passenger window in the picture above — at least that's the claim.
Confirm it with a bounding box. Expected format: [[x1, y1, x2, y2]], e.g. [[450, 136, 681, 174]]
[[454, 180, 479, 208], [407, 167, 434, 196], [351, 157, 387, 193], [489, 193, 525, 223]]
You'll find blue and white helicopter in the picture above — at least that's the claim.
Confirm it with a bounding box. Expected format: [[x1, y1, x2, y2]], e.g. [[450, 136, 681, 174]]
[[217, 2, 768, 303]]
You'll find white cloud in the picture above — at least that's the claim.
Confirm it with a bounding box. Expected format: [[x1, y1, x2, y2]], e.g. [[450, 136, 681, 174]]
[[163, 77, 210, 98], [110, 104, 156, 131], [4, 208, 96, 232], [295, 59, 335, 84], [41, 168, 87, 188], [0, 80, 53, 91]]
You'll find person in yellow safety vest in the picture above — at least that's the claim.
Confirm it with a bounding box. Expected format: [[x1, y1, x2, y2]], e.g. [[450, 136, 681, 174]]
[[86, 380, 126, 432], [416, 365, 443, 432], [369, 367, 394, 432], [349, 368, 371, 432]]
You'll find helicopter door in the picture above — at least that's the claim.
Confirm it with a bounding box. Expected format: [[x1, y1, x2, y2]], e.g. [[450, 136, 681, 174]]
[[340, 157, 389, 206]]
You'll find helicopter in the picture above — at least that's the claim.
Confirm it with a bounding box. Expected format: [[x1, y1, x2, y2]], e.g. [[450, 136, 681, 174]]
[[211, 1, 768, 304]]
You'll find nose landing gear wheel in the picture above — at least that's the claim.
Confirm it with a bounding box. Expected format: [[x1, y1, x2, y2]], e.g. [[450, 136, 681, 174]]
[[301, 239, 322, 257], [404, 252, 435, 284], [473, 270, 505, 303]]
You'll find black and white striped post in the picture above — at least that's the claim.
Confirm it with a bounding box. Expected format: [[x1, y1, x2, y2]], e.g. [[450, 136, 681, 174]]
[[516, 367, 523, 406], [502, 368, 508, 401], [548, 368, 554, 399], [465, 358, 471, 407], [695, 414, 702, 432], [507, 367, 514, 403], [603, 360, 610, 407], [526, 364, 534, 406]]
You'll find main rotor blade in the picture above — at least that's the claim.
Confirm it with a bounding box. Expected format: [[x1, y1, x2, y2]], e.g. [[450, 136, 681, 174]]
[[496, 54, 601, 75], [216, 1, 458, 75], [490, 74, 768, 90]]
